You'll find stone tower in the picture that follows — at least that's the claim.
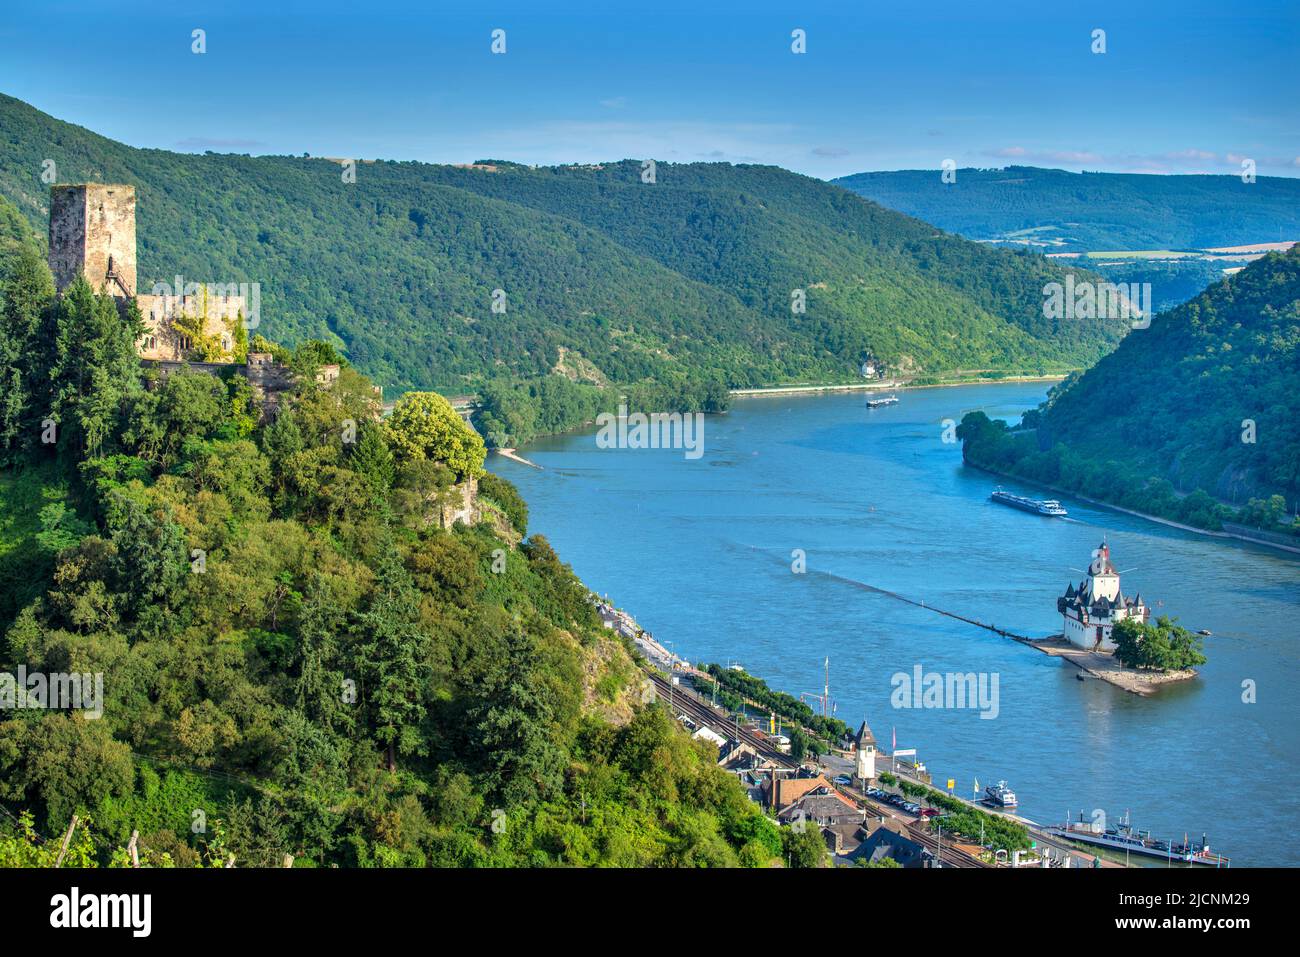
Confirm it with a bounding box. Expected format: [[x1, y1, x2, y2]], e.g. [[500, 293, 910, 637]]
[[853, 719, 877, 783], [48, 183, 137, 297]]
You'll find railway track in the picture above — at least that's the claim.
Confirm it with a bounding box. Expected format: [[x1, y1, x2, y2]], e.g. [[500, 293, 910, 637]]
[[647, 670, 988, 868], [840, 784, 989, 868], [644, 670, 797, 769]]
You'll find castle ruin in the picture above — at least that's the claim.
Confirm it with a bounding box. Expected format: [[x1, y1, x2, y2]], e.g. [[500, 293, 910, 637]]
[[49, 183, 249, 363]]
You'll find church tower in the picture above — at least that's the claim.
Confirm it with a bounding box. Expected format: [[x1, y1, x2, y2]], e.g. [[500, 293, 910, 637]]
[[48, 183, 137, 298]]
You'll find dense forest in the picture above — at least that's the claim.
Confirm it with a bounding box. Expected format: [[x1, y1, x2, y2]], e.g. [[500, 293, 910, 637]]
[[959, 245, 1300, 539], [834, 166, 1300, 252], [0, 93, 1123, 446], [0, 218, 808, 867]]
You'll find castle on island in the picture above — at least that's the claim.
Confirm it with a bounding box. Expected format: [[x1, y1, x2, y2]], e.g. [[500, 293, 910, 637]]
[[1057, 540, 1150, 652]]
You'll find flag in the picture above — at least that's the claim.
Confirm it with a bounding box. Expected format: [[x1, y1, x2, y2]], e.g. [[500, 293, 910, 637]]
[[974, 778, 981, 795]]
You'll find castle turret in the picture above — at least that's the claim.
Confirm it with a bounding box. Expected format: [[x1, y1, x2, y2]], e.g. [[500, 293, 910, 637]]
[[49, 184, 136, 297]]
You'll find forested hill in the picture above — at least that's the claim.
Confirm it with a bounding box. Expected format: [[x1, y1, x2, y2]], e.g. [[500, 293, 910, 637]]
[[959, 245, 1300, 538], [833, 166, 1300, 252], [0, 220, 804, 867], [0, 93, 1121, 402]]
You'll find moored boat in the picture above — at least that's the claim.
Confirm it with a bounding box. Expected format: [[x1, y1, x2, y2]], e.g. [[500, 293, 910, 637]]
[[1046, 812, 1230, 867], [984, 780, 1018, 807]]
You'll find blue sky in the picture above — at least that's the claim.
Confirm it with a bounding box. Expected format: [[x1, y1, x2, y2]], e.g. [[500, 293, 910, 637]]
[[2, 0, 1297, 179]]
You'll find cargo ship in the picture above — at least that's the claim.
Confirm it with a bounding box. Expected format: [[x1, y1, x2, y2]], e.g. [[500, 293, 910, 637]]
[[991, 488, 1068, 517], [865, 394, 899, 408], [1045, 812, 1230, 867]]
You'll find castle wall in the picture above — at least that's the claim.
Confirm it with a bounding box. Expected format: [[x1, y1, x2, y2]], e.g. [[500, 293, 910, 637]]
[[49, 184, 136, 297], [439, 476, 480, 529], [136, 288, 247, 361]]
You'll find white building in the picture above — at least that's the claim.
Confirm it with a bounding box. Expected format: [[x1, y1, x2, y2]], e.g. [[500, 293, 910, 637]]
[[1057, 540, 1149, 652], [853, 719, 877, 782]]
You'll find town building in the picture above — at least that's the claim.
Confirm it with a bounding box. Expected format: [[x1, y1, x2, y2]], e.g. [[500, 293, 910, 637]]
[[1057, 540, 1150, 652], [853, 718, 877, 783], [776, 788, 864, 829]]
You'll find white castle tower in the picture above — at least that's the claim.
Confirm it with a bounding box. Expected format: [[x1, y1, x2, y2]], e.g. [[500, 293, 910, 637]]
[[1057, 540, 1150, 652]]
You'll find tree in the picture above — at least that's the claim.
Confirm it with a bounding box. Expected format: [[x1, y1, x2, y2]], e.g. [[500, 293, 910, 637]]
[[0, 714, 133, 829], [0, 244, 55, 462], [349, 420, 396, 497], [468, 628, 567, 807], [478, 472, 527, 534], [352, 547, 430, 772], [103, 487, 188, 637], [384, 391, 486, 481], [1111, 616, 1207, 671], [782, 822, 828, 868], [46, 276, 141, 462]]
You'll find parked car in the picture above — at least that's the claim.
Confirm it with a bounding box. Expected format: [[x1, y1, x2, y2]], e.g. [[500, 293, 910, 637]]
[[919, 808, 942, 818], [833, 774, 852, 786]]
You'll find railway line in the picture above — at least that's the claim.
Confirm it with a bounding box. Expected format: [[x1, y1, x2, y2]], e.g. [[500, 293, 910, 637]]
[[644, 669, 797, 769], [648, 669, 991, 868]]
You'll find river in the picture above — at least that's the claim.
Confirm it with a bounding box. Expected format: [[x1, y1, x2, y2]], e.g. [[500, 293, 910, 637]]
[[490, 382, 1300, 866]]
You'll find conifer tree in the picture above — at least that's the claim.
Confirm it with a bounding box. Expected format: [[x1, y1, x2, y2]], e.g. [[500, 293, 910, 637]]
[[0, 245, 54, 460]]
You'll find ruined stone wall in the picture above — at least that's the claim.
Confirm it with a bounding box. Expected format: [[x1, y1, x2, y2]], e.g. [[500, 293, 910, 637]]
[[136, 287, 246, 361], [439, 476, 481, 528], [49, 184, 136, 297]]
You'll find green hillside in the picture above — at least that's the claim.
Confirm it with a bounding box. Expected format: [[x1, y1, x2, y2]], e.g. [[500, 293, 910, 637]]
[[0, 94, 1121, 420], [0, 227, 801, 867], [833, 166, 1300, 253], [959, 245, 1300, 538]]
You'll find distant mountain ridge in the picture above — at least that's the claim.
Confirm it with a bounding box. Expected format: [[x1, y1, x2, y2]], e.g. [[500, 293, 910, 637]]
[[833, 166, 1300, 253], [0, 93, 1121, 399], [959, 244, 1300, 538]]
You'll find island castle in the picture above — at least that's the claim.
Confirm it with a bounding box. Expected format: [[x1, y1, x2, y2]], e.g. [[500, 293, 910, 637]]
[[1057, 540, 1150, 652]]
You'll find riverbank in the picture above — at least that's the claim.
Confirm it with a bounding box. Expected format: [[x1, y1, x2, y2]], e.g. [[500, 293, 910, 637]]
[[966, 462, 1300, 557], [729, 372, 1069, 399], [492, 448, 543, 469]]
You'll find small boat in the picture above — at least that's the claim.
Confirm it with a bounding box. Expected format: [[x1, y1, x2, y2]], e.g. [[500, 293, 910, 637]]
[[1197, 629, 1212, 636], [991, 488, 1068, 517], [984, 781, 1018, 807], [865, 394, 899, 409]]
